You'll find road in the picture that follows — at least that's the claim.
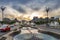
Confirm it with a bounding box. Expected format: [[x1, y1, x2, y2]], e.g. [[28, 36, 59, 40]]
[[0, 25, 20, 40]]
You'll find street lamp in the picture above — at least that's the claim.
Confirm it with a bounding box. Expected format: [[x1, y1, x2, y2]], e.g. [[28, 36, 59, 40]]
[[46, 7, 49, 18], [1, 6, 6, 21], [46, 7, 50, 26]]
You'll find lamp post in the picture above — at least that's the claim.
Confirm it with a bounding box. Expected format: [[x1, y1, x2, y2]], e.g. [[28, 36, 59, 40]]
[[46, 8, 49, 18], [1, 6, 6, 21], [46, 7, 49, 26]]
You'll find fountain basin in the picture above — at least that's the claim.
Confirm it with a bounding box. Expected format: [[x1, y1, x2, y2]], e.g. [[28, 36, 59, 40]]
[[13, 33, 57, 40]]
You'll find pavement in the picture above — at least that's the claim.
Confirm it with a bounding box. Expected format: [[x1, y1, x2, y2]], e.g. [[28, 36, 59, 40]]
[[36, 25, 60, 40], [0, 29, 9, 37], [37, 25, 60, 35]]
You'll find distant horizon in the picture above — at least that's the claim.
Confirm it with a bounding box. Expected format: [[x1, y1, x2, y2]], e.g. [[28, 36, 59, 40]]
[[0, 16, 59, 21]]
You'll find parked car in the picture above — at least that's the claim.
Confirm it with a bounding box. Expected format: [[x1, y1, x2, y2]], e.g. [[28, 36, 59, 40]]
[[0, 25, 10, 32]]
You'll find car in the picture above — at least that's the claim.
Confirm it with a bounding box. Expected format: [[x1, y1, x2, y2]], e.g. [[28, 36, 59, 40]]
[[0, 25, 10, 32], [10, 24, 17, 28]]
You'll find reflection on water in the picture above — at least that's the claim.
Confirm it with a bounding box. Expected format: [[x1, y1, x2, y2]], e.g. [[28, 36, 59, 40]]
[[13, 27, 57, 40]]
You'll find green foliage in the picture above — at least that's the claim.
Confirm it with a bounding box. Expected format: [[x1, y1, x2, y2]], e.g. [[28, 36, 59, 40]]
[[34, 21, 45, 25], [0, 21, 16, 24], [58, 20, 60, 24], [9, 21, 16, 24], [35, 22, 40, 25]]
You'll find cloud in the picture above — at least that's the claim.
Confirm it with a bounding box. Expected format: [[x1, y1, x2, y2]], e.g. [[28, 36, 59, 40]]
[[0, 0, 32, 5], [25, 0, 59, 10], [12, 5, 26, 13], [0, 0, 60, 20], [0, 0, 59, 11]]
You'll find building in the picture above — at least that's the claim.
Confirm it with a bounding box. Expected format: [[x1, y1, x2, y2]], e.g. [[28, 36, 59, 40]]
[[32, 17, 39, 22], [49, 21, 59, 26]]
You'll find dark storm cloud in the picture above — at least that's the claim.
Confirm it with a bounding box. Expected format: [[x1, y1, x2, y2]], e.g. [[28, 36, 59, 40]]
[[0, 0, 60, 12], [0, 0, 32, 13], [12, 5, 26, 13], [32, 8, 40, 11], [0, 0, 32, 4]]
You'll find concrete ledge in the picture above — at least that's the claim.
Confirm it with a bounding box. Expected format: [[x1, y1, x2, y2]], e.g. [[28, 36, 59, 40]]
[[38, 30, 60, 39], [0, 37, 7, 40], [9, 30, 21, 37]]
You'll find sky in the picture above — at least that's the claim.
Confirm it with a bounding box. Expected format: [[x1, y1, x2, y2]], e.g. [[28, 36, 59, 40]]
[[0, 0, 60, 20]]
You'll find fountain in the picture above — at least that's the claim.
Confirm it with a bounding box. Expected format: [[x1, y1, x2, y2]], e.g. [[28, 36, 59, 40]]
[[13, 27, 57, 40], [26, 35, 43, 40]]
